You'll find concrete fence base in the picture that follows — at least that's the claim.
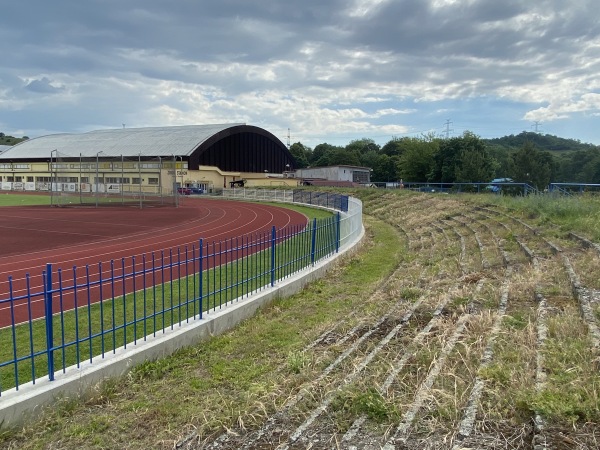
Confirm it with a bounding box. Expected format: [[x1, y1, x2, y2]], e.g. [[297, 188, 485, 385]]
[[0, 225, 364, 429]]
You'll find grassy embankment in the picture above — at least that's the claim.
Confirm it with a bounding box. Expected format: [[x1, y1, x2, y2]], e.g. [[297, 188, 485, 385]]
[[1, 190, 599, 449]]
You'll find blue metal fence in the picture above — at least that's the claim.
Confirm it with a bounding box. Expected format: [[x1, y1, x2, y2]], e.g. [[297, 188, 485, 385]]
[[0, 200, 343, 395], [292, 190, 349, 212]]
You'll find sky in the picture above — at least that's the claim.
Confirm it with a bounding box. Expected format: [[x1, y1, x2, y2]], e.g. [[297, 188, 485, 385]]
[[1, 0, 599, 148]]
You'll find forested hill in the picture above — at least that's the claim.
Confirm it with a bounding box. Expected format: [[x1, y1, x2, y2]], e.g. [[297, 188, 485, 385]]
[[484, 131, 597, 153], [0, 133, 29, 146]]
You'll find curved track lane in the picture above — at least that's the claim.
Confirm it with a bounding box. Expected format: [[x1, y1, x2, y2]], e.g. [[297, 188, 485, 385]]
[[0, 198, 308, 326]]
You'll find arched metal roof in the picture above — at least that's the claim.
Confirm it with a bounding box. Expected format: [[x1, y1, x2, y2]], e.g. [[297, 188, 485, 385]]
[[0, 124, 296, 172]]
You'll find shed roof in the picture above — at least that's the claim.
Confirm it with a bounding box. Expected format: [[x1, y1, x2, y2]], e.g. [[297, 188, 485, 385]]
[[0, 124, 244, 160]]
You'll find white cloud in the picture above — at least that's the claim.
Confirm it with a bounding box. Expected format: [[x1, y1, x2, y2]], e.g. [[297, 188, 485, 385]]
[[0, 0, 598, 145]]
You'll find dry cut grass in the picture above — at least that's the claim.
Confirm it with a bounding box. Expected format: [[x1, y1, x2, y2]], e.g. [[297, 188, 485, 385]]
[[2, 189, 600, 450]]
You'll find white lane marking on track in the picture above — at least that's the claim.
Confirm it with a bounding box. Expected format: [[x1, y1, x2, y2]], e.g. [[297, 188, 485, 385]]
[[0, 201, 308, 319]]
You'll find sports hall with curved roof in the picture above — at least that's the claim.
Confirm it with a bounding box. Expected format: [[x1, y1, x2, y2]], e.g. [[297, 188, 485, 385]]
[[0, 124, 296, 173]]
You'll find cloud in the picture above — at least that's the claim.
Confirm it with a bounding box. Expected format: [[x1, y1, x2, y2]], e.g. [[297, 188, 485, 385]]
[[0, 0, 598, 145], [24, 77, 65, 94]]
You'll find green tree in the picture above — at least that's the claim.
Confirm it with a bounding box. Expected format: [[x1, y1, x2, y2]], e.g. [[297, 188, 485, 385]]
[[345, 138, 380, 155], [487, 144, 515, 178], [361, 152, 398, 182], [557, 149, 597, 182], [288, 142, 311, 168], [328, 148, 361, 166], [381, 138, 405, 157], [309, 143, 342, 167], [397, 137, 438, 182], [512, 141, 554, 189], [581, 155, 600, 183], [431, 131, 494, 183]]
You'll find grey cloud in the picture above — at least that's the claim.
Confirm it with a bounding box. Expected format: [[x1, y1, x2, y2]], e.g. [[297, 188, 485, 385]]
[[24, 77, 65, 94], [0, 0, 598, 144]]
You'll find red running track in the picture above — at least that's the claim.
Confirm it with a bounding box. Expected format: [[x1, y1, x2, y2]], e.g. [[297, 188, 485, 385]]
[[0, 198, 308, 327]]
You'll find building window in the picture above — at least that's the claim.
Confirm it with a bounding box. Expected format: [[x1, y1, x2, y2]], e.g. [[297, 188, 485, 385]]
[[27, 176, 34, 182], [106, 177, 130, 184], [81, 177, 89, 183], [353, 171, 369, 183], [148, 177, 159, 185], [140, 163, 160, 169], [56, 177, 78, 183], [132, 178, 142, 184]]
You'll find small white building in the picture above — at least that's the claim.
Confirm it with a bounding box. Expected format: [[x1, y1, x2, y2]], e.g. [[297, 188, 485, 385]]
[[295, 165, 371, 185]]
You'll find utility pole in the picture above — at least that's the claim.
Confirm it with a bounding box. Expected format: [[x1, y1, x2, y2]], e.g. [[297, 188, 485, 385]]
[[287, 128, 291, 148], [444, 119, 453, 139]]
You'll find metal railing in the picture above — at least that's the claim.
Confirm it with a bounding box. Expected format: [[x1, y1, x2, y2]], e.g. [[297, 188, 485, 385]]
[[0, 190, 363, 395]]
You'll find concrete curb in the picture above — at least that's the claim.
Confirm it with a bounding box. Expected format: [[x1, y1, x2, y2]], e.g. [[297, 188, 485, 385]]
[[0, 226, 365, 429]]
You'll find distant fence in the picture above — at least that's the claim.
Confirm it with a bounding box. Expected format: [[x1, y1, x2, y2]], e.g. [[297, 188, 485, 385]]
[[368, 181, 600, 196], [220, 188, 350, 212], [368, 181, 537, 195], [0, 189, 362, 396], [548, 183, 600, 194]]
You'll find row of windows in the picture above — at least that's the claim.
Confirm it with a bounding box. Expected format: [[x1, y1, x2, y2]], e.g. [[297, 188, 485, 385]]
[[0, 162, 185, 171], [0, 176, 159, 184], [48, 162, 183, 170], [0, 164, 30, 169]]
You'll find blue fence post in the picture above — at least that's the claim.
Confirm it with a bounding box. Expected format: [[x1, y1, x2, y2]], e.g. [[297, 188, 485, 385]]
[[44, 263, 55, 381], [310, 218, 317, 265], [271, 226, 276, 287], [199, 239, 203, 319], [336, 212, 341, 253]]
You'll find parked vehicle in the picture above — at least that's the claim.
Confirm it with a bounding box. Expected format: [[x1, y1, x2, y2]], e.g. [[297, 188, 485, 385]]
[[177, 187, 192, 195], [486, 178, 513, 193]]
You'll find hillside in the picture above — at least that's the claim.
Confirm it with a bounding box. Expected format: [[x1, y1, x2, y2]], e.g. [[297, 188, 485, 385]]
[[484, 131, 597, 153], [0, 133, 28, 146]]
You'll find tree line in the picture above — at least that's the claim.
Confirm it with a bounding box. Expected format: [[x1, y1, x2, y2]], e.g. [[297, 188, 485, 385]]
[[289, 131, 600, 188], [0, 133, 29, 146]]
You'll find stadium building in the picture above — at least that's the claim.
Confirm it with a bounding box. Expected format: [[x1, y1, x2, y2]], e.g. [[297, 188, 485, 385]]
[[0, 124, 299, 201]]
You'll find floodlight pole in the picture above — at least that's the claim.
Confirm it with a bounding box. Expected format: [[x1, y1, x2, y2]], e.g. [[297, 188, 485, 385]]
[[96, 151, 100, 208], [121, 155, 125, 205], [79, 153, 83, 205], [138, 152, 142, 209], [50, 149, 57, 206], [177, 156, 184, 187], [158, 156, 162, 203], [173, 154, 179, 207]]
